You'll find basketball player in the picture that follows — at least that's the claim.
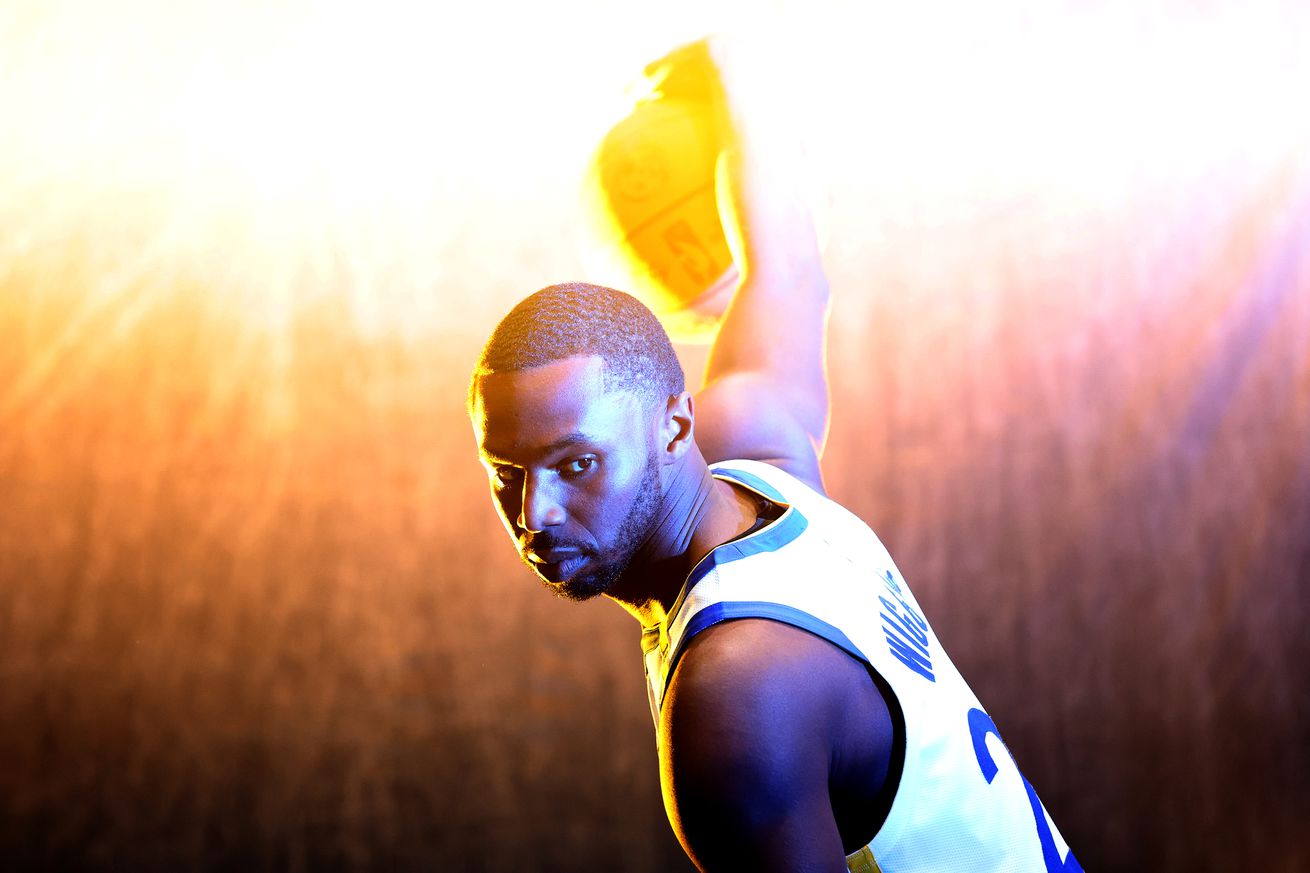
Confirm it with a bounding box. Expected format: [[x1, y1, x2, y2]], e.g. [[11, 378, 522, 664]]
[[469, 38, 1079, 873]]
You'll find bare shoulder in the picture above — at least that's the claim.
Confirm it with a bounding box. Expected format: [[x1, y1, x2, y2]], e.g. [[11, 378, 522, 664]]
[[693, 372, 826, 494], [661, 619, 880, 759], [658, 619, 892, 871], [665, 618, 852, 722]]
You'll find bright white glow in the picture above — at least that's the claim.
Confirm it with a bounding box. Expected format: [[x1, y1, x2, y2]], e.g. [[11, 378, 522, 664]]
[[0, 0, 1306, 338], [789, 2, 1310, 207]]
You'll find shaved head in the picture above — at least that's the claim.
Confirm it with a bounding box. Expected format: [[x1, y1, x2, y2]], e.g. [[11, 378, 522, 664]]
[[469, 282, 685, 414]]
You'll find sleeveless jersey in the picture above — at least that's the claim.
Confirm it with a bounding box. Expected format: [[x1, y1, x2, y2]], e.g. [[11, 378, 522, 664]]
[[641, 460, 1080, 873]]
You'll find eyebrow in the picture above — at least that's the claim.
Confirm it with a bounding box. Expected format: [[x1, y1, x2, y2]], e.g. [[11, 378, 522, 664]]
[[543, 432, 595, 454], [481, 432, 598, 464]]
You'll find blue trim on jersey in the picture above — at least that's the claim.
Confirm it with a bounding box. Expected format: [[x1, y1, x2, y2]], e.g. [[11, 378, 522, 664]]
[[665, 600, 871, 694], [709, 465, 788, 502], [683, 506, 808, 591]]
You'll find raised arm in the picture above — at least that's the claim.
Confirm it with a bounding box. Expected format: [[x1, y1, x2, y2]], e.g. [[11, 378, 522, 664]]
[[677, 37, 833, 492]]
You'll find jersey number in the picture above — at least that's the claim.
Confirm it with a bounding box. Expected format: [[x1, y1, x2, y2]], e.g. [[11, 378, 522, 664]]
[[968, 708, 1082, 873]]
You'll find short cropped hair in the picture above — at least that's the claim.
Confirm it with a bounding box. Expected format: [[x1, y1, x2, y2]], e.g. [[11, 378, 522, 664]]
[[469, 282, 685, 413]]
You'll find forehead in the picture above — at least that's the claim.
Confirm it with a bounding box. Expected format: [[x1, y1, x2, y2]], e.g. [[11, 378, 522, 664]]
[[473, 356, 646, 460]]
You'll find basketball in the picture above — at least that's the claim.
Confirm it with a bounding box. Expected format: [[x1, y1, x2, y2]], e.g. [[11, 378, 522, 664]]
[[579, 93, 737, 344]]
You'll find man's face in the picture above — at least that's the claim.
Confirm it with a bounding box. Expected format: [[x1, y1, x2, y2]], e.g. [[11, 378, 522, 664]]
[[472, 356, 664, 601]]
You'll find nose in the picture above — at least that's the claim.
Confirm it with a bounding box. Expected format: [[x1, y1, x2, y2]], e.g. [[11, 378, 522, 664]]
[[518, 472, 565, 533]]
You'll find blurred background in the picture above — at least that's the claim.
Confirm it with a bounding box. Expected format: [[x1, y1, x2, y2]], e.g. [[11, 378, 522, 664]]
[[2, 1, 1308, 870]]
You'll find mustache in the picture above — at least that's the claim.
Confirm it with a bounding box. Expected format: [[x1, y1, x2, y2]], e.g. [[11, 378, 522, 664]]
[[521, 531, 595, 555]]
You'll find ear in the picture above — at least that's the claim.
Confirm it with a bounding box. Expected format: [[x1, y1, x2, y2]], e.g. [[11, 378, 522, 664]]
[[660, 391, 696, 462]]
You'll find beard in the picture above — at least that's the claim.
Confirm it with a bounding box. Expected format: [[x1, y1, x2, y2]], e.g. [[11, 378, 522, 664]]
[[533, 449, 662, 602]]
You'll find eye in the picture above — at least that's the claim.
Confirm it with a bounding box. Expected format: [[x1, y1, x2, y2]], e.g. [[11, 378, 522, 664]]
[[559, 456, 596, 479], [492, 465, 522, 487]]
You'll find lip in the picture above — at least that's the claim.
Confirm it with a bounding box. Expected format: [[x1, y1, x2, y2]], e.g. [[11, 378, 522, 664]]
[[527, 550, 590, 583]]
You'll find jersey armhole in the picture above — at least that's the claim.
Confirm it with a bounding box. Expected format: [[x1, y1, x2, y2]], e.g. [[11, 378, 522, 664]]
[[852, 663, 906, 851]]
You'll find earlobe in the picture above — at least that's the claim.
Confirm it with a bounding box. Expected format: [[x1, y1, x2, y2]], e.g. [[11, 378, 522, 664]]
[[663, 392, 696, 460]]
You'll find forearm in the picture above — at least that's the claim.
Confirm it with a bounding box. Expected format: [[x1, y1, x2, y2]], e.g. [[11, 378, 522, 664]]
[[701, 38, 832, 449]]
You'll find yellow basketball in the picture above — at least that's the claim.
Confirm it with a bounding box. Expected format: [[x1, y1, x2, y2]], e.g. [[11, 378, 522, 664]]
[[579, 95, 737, 344]]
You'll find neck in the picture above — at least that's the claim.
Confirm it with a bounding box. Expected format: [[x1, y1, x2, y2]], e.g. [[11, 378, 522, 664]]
[[606, 448, 760, 629]]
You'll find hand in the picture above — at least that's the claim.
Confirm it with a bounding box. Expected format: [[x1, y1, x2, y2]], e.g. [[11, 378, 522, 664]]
[[641, 38, 719, 105]]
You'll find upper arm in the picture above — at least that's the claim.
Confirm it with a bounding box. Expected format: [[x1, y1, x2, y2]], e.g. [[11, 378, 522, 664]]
[[693, 370, 826, 494], [658, 620, 882, 873]]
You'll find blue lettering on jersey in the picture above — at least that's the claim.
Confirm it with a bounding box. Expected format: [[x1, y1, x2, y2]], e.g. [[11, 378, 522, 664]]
[[879, 580, 935, 682], [880, 596, 929, 646], [969, 708, 1083, 872]]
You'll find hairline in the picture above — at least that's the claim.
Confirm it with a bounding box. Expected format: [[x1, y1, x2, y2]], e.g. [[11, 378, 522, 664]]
[[468, 354, 672, 420]]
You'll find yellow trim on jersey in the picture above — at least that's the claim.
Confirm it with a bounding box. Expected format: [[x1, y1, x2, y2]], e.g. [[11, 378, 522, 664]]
[[846, 845, 883, 873]]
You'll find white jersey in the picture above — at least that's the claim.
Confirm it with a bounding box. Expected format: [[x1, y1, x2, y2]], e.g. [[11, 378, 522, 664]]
[[641, 460, 1080, 873]]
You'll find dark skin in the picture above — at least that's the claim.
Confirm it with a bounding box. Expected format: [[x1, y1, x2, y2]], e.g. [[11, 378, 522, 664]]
[[471, 37, 899, 873], [473, 358, 897, 872]]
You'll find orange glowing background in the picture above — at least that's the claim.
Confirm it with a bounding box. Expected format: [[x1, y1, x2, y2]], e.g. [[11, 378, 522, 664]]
[[2, 2, 1308, 870]]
